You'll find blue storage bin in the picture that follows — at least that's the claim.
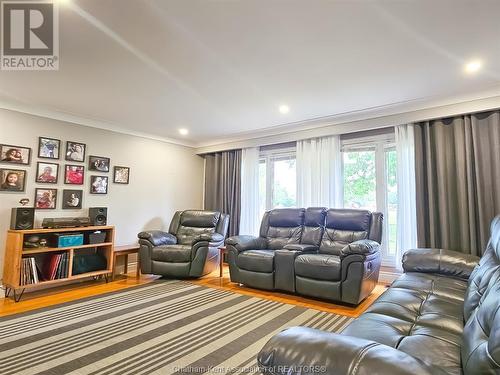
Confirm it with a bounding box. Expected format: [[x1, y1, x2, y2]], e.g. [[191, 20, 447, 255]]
[[53, 233, 84, 248]]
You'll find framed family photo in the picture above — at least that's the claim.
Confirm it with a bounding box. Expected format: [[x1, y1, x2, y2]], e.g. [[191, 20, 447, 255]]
[[36, 162, 59, 184], [38, 137, 60, 159], [113, 166, 130, 184], [0, 168, 26, 192], [65, 141, 86, 162], [64, 165, 84, 185], [89, 156, 110, 172], [62, 189, 83, 209], [0, 144, 31, 165], [90, 176, 108, 194], [35, 188, 57, 209]]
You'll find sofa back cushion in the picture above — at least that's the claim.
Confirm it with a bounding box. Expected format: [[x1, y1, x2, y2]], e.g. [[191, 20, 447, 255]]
[[463, 216, 500, 320], [301, 207, 327, 246], [175, 210, 219, 245], [461, 270, 500, 374], [319, 209, 371, 255], [260, 208, 305, 250], [461, 215, 500, 375]]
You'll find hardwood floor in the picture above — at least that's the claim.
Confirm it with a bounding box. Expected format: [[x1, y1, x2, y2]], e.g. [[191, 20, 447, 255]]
[[0, 264, 387, 318]]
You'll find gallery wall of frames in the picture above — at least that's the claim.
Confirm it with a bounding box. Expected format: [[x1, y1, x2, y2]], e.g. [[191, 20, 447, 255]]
[[0, 138, 130, 210]]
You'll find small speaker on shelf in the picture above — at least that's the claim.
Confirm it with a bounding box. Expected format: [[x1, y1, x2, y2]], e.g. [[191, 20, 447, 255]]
[[10, 207, 35, 230], [89, 207, 107, 226]]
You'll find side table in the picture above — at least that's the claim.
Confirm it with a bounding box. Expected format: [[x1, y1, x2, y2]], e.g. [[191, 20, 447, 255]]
[[113, 244, 141, 280], [219, 246, 228, 277]]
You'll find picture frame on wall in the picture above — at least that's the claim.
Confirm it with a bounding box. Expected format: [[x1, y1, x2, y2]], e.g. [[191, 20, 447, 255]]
[[65, 141, 86, 162], [62, 189, 83, 209], [38, 137, 60, 159], [90, 176, 108, 194], [0, 144, 31, 165], [36, 162, 59, 184], [0, 168, 26, 192], [89, 156, 110, 172], [34, 188, 57, 209], [113, 166, 130, 184], [64, 165, 84, 185]]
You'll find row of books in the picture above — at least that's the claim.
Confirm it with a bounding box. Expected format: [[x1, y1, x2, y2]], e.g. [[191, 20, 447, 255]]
[[42, 253, 70, 281], [20, 253, 70, 285], [20, 258, 40, 286]]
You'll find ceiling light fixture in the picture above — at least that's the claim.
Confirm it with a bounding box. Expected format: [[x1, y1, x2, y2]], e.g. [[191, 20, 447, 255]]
[[279, 104, 290, 114], [464, 60, 482, 74], [178, 128, 189, 136]]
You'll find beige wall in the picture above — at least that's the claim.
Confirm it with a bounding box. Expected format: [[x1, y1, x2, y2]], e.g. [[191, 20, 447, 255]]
[[0, 109, 204, 281]]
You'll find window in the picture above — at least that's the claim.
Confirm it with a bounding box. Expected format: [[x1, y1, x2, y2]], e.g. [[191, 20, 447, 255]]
[[259, 147, 296, 215], [342, 134, 397, 264]]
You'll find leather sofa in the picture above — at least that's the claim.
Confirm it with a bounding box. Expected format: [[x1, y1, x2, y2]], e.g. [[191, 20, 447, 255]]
[[138, 210, 229, 278], [257, 216, 500, 375], [226, 208, 383, 304]]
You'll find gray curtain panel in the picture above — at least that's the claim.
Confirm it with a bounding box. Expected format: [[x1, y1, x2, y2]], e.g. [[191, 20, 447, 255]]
[[204, 150, 242, 237], [414, 110, 500, 255]]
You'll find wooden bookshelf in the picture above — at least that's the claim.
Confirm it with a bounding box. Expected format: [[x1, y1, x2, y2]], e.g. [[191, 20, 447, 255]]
[[3, 226, 115, 301]]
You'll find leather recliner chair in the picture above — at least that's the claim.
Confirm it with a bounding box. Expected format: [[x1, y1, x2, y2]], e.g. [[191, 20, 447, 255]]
[[138, 210, 229, 278], [226, 207, 383, 304]]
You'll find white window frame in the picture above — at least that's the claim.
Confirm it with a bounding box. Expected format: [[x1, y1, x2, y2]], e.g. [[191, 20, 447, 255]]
[[259, 146, 296, 210], [341, 133, 396, 266]]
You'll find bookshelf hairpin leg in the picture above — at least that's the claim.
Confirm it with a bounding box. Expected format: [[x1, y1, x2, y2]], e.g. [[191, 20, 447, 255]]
[[4, 287, 11, 298], [13, 288, 25, 303]]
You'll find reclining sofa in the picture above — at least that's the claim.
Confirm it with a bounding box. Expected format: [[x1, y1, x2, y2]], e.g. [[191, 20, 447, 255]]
[[226, 208, 383, 304], [258, 215, 500, 375], [138, 210, 229, 278]]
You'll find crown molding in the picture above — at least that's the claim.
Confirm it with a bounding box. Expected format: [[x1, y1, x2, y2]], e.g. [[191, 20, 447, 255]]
[[3, 83, 500, 154], [0, 99, 197, 148], [194, 85, 500, 154]]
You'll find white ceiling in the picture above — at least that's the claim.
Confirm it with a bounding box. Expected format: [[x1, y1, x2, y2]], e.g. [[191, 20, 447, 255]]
[[1, 0, 500, 147]]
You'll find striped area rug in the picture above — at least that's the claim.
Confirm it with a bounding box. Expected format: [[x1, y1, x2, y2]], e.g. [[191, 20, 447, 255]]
[[0, 280, 353, 375]]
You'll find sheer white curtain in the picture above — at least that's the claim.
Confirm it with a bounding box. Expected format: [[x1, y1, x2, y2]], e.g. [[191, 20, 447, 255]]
[[239, 147, 261, 236], [296, 135, 342, 208], [395, 124, 418, 270]]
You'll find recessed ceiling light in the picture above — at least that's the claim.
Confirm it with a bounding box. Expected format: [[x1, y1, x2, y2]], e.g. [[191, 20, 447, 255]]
[[178, 128, 189, 136], [464, 60, 482, 74], [279, 104, 290, 114]]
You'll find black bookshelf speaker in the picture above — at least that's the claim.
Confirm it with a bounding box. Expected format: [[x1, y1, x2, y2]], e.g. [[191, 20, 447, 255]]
[[89, 207, 107, 226], [10, 207, 35, 230]]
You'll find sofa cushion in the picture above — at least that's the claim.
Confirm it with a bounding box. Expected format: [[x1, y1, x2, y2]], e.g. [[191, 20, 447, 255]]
[[319, 228, 369, 255], [267, 208, 305, 227], [301, 207, 326, 246], [151, 245, 192, 263], [180, 210, 220, 227], [295, 254, 341, 281], [325, 209, 371, 231], [266, 226, 302, 250], [176, 226, 215, 245], [237, 250, 275, 273], [343, 272, 467, 375]]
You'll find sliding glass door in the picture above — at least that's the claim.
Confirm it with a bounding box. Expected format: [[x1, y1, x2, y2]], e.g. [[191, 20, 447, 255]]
[[259, 148, 297, 216], [342, 135, 397, 265]]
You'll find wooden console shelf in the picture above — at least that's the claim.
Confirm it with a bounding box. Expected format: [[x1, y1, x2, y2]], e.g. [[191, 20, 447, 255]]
[[3, 226, 115, 302]]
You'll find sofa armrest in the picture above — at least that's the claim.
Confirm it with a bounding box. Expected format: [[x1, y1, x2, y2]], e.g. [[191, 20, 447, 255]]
[[192, 233, 225, 246], [402, 248, 479, 279], [225, 235, 267, 252], [282, 244, 318, 252], [258, 327, 448, 375], [137, 230, 177, 246], [340, 239, 380, 258]]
